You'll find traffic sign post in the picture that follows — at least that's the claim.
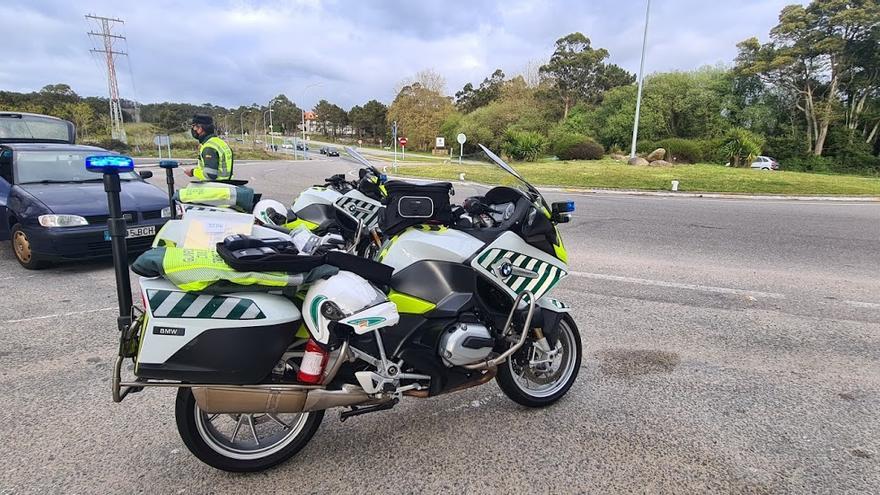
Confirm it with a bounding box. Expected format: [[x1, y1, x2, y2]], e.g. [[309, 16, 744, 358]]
[[399, 137, 407, 162], [154, 135, 171, 159], [391, 121, 398, 170], [457, 133, 466, 165]]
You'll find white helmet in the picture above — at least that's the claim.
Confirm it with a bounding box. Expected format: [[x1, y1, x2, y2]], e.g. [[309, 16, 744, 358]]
[[303, 271, 399, 344], [253, 199, 288, 226]]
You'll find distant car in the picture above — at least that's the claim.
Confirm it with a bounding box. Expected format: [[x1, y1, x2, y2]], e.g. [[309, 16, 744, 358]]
[[296, 144, 309, 151], [0, 113, 172, 269], [318, 146, 328, 155], [751, 156, 780, 170], [325, 147, 339, 157], [281, 143, 293, 149], [255, 139, 263, 144]]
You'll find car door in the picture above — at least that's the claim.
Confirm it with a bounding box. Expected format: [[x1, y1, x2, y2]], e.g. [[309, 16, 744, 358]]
[[0, 148, 12, 240]]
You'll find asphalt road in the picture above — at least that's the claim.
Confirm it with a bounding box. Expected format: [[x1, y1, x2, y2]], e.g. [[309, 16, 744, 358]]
[[1, 158, 878, 493]]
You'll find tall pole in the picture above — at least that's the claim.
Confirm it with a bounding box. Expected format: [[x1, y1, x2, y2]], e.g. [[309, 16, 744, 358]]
[[240, 111, 245, 141], [630, 0, 651, 159], [86, 14, 128, 144], [268, 99, 276, 151]]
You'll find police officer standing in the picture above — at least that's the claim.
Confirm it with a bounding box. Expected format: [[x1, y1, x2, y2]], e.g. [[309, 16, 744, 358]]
[[185, 114, 234, 180]]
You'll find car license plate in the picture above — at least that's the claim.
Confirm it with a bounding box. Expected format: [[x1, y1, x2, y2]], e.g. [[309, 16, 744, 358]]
[[103, 226, 156, 241]]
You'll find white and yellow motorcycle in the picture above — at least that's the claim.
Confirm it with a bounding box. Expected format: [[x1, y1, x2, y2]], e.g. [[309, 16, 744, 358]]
[[93, 145, 580, 472]]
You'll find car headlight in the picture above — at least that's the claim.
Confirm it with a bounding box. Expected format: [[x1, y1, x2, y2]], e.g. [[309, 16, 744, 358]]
[[38, 214, 88, 227], [161, 204, 184, 218]]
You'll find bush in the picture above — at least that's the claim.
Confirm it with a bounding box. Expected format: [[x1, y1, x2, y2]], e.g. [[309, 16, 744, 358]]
[[657, 138, 701, 163], [549, 130, 583, 156], [501, 129, 547, 162], [557, 137, 604, 160], [721, 128, 765, 167], [783, 155, 836, 174]]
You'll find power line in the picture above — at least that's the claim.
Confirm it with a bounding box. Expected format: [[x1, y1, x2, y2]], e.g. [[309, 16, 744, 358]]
[[85, 13, 128, 143]]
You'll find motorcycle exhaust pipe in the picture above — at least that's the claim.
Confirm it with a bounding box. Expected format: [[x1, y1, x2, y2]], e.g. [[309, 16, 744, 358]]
[[191, 384, 388, 414]]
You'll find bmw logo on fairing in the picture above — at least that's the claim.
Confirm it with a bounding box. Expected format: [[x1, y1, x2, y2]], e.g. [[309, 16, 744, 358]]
[[499, 262, 513, 278]]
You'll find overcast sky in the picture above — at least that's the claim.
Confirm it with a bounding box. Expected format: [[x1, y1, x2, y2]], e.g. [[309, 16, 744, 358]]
[[1, 0, 800, 110]]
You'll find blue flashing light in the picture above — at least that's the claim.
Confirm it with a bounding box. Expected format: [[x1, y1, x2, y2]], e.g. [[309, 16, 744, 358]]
[[553, 200, 575, 213], [85, 155, 134, 173], [159, 160, 179, 169], [379, 173, 388, 183]]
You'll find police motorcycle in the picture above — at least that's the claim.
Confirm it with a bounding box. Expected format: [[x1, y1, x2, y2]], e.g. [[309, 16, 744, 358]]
[[90, 145, 580, 473], [285, 147, 389, 256]]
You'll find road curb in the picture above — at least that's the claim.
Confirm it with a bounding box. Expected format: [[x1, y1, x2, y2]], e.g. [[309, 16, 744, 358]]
[[386, 173, 880, 202]]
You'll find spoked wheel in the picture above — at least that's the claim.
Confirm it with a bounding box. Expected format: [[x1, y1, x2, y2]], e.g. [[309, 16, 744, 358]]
[[496, 314, 581, 407], [174, 388, 324, 472]]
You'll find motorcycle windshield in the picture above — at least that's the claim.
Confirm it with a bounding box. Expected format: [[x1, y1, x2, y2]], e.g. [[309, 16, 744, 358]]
[[478, 144, 548, 209], [344, 146, 383, 179]]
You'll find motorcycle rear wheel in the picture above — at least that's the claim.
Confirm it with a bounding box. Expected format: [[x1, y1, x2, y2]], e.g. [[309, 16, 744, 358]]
[[496, 314, 581, 407], [174, 388, 324, 472]]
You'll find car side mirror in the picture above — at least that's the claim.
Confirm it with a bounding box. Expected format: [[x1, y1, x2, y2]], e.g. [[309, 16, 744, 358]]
[[139, 170, 153, 180]]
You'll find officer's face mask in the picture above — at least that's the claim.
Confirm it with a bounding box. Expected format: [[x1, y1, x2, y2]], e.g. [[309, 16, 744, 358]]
[[190, 126, 200, 139]]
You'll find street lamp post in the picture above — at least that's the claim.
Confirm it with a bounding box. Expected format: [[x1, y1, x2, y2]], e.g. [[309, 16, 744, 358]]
[[240, 111, 246, 142], [267, 98, 280, 151], [630, 0, 651, 159]]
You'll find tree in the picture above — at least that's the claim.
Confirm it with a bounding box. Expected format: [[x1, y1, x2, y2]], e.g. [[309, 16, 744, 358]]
[[313, 100, 334, 135], [736, 0, 880, 156], [387, 81, 454, 151], [361, 100, 387, 139], [455, 69, 506, 113], [539, 33, 632, 119], [269, 94, 302, 135]]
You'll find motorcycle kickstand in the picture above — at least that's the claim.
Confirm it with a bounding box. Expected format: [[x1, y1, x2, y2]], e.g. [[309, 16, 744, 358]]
[[339, 398, 399, 423]]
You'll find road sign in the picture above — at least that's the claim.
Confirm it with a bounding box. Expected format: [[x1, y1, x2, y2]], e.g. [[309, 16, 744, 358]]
[[358, 139, 363, 146], [399, 137, 408, 146], [456, 133, 466, 165], [436, 137, 445, 148], [153, 135, 171, 146]]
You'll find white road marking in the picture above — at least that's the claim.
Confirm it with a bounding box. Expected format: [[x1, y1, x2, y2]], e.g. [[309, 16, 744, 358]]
[[844, 300, 880, 309], [567, 271, 787, 299], [3, 307, 115, 324]]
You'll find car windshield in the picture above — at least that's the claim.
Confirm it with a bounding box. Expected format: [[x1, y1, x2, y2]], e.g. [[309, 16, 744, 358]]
[[0, 116, 71, 142], [14, 151, 138, 184]]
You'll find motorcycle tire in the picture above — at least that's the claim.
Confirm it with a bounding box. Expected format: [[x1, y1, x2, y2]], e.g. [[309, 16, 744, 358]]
[[174, 387, 324, 472], [496, 314, 581, 408]]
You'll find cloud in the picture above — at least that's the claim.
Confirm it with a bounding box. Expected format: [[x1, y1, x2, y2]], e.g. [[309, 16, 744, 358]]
[[0, 0, 800, 110]]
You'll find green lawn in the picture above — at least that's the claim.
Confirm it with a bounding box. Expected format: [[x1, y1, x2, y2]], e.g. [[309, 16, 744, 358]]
[[396, 159, 880, 196]]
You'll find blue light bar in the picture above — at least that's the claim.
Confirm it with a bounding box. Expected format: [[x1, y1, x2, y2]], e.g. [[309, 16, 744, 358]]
[[379, 173, 388, 183], [159, 160, 179, 169], [85, 155, 134, 173], [553, 201, 575, 213]]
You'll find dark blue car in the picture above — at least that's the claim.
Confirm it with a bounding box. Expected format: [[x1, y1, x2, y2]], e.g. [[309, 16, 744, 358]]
[[0, 114, 172, 269]]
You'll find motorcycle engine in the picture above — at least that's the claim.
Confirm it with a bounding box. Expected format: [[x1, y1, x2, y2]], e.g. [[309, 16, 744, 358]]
[[438, 322, 494, 367]]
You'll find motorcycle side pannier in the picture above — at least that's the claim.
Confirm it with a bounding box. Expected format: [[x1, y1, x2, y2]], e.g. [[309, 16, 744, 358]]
[[381, 180, 453, 235]]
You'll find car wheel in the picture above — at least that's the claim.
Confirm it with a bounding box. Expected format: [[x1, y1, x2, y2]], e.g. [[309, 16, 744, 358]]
[[761, 167, 770, 171], [11, 224, 49, 270]]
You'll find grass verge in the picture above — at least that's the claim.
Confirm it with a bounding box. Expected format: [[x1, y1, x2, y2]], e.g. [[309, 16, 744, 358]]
[[395, 159, 880, 196]]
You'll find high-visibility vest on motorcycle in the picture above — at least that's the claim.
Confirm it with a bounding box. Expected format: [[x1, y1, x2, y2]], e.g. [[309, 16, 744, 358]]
[[175, 182, 255, 211], [195, 136, 234, 180]]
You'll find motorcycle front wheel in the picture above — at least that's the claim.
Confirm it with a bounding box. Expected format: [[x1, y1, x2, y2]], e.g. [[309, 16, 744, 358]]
[[496, 314, 581, 407], [174, 388, 324, 472]]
